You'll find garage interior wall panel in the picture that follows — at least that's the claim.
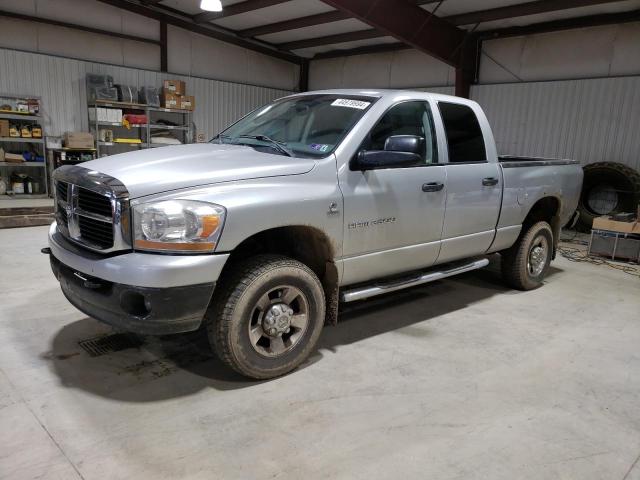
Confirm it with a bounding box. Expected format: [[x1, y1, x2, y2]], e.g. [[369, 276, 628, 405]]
[[166, 26, 299, 91], [309, 50, 455, 90], [0, 48, 292, 139], [472, 77, 640, 171], [0, 0, 300, 92], [480, 22, 640, 84]]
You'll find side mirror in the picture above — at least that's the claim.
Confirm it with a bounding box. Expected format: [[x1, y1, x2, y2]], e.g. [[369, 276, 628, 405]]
[[384, 135, 423, 154], [352, 135, 424, 171]]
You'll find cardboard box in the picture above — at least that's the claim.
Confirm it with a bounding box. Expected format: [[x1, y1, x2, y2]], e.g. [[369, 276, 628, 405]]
[[179, 95, 195, 111], [593, 207, 640, 235], [64, 132, 94, 149], [4, 152, 25, 163], [162, 91, 181, 109], [163, 80, 186, 96], [0, 119, 9, 137]]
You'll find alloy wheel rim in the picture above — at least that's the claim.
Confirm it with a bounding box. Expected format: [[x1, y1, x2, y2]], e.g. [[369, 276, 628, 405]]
[[248, 285, 309, 357], [527, 235, 548, 277]]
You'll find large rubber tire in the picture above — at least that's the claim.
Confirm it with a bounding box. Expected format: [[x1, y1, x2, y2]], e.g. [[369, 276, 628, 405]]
[[501, 221, 554, 290], [205, 254, 325, 380], [577, 162, 640, 231]]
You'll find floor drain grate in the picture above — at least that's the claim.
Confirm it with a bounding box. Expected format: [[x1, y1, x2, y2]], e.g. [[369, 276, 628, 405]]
[[78, 333, 144, 357]]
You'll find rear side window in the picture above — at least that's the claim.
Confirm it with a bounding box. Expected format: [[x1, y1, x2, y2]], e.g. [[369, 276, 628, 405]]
[[438, 102, 486, 163]]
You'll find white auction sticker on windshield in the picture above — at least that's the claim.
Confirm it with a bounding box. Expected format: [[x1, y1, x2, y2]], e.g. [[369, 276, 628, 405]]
[[331, 98, 370, 110]]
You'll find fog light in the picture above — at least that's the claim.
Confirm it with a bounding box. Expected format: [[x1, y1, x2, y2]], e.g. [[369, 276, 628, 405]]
[[120, 291, 150, 317]]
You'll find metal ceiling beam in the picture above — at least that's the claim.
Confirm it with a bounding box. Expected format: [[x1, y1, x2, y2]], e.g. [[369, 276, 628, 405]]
[[479, 8, 640, 39], [95, 0, 302, 64], [317, 0, 466, 67], [194, 0, 290, 23], [446, 0, 626, 26], [285, 0, 628, 52], [279, 29, 383, 51], [312, 8, 640, 60], [238, 0, 440, 38], [239, 11, 350, 38], [313, 42, 410, 59]]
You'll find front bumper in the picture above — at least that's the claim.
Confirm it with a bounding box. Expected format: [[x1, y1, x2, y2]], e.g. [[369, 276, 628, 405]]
[[48, 222, 229, 335]]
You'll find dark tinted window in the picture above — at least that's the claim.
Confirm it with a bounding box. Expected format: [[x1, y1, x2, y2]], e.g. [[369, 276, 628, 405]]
[[364, 101, 437, 164], [438, 102, 486, 163]]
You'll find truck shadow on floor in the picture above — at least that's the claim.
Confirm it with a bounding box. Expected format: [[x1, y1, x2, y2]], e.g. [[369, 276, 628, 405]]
[[44, 258, 562, 402]]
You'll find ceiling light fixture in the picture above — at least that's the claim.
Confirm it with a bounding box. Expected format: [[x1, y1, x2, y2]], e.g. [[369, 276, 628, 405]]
[[200, 0, 222, 12]]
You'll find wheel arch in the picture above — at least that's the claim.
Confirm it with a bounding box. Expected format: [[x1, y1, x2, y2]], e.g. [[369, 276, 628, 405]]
[[522, 196, 562, 256], [221, 225, 340, 324]]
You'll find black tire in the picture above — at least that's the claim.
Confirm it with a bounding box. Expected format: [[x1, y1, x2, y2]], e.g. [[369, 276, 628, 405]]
[[577, 162, 640, 231], [501, 221, 554, 290], [205, 254, 325, 379]]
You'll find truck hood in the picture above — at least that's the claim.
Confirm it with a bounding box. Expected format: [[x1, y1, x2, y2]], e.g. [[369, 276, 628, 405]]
[[78, 143, 315, 198]]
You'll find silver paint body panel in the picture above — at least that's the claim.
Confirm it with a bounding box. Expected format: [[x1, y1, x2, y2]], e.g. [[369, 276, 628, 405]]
[[49, 89, 583, 291], [48, 223, 229, 288]]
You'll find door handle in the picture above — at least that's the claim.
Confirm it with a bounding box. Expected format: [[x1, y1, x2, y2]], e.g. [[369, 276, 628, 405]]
[[422, 182, 444, 192], [482, 177, 499, 186]]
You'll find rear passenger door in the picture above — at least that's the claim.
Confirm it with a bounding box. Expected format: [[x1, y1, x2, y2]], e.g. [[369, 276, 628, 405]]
[[436, 101, 502, 263]]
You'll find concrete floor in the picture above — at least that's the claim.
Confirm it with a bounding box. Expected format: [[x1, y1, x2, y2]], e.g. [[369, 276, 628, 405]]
[[1, 225, 639, 480]]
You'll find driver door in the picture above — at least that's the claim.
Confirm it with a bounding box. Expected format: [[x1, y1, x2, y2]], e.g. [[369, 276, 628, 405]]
[[338, 101, 447, 286]]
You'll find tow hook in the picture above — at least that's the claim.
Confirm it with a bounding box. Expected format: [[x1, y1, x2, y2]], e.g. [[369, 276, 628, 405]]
[[41, 247, 51, 255]]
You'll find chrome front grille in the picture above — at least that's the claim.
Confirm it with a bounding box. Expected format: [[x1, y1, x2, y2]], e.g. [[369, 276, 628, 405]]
[[78, 214, 113, 248], [53, 166, 131, 253], [78, 187, 113, 217]]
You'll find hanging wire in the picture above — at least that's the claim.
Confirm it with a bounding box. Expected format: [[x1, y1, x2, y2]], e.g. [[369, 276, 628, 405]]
[[558, 231, 640, 278]]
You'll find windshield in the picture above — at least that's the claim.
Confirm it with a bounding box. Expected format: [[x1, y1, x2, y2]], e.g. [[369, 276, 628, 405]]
[[213, 94, 377, 158]]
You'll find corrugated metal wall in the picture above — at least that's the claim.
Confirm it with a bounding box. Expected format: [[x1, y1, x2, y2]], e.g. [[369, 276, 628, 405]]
[[471, 77, 640, 171], [0, 48, 293, 139]]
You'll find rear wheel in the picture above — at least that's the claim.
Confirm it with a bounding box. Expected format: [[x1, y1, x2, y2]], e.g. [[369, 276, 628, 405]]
[[501, 221, 553, 290], [205, 254, 325, 379]]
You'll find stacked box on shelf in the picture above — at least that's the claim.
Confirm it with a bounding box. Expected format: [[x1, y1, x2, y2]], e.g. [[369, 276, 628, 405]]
[[161, 80, 195, 111]]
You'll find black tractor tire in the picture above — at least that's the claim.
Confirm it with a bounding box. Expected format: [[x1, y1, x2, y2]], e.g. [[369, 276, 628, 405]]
[[501, 221, 554, 291], [577, 162, 640, 231], [205, 254, 325, 380]]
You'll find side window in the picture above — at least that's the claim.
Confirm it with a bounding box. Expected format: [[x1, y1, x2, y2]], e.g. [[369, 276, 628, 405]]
[[363, 101, 438, 165], [438, 102, 487, 163]]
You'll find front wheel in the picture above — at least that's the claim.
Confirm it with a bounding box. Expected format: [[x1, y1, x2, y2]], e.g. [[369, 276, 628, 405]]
[[501, 221, 553, 290], [205, 255, 325, 379]]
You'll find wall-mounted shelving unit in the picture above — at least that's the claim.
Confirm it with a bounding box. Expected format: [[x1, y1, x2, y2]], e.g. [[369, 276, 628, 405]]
[[0, 94, 48, 198], [89, 100, 193, 157]]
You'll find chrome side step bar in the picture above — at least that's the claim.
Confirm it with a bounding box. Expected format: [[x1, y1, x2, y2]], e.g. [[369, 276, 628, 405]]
[[340, 258, 490, 303]]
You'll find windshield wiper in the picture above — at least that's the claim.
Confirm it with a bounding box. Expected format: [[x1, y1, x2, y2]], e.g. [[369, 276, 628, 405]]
[[235, 135, 293, 157], [213, 133, 232, 144]]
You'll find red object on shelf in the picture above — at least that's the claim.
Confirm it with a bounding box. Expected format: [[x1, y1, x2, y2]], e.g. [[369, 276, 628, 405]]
[[123, 114, 148, 125]]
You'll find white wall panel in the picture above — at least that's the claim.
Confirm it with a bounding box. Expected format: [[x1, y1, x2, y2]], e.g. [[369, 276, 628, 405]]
[[309, 50, 454, 90], [0, 48, 292, 141], [0, 17, 38, 52], [480, 22, 640, 83], [168, 28, 299, 90], [1, 0, 300, 91], [166, 25, 192, 76], [471, 77, 640, 171], [0, 15, 161, 70], [611, 23, 640, 75]]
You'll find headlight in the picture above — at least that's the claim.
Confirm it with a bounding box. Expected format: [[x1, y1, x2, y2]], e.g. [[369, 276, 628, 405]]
[[133, 200, 225, 253]]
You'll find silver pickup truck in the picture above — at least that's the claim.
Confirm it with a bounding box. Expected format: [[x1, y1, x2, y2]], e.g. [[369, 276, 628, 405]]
[[47, 89, 583, 379]]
